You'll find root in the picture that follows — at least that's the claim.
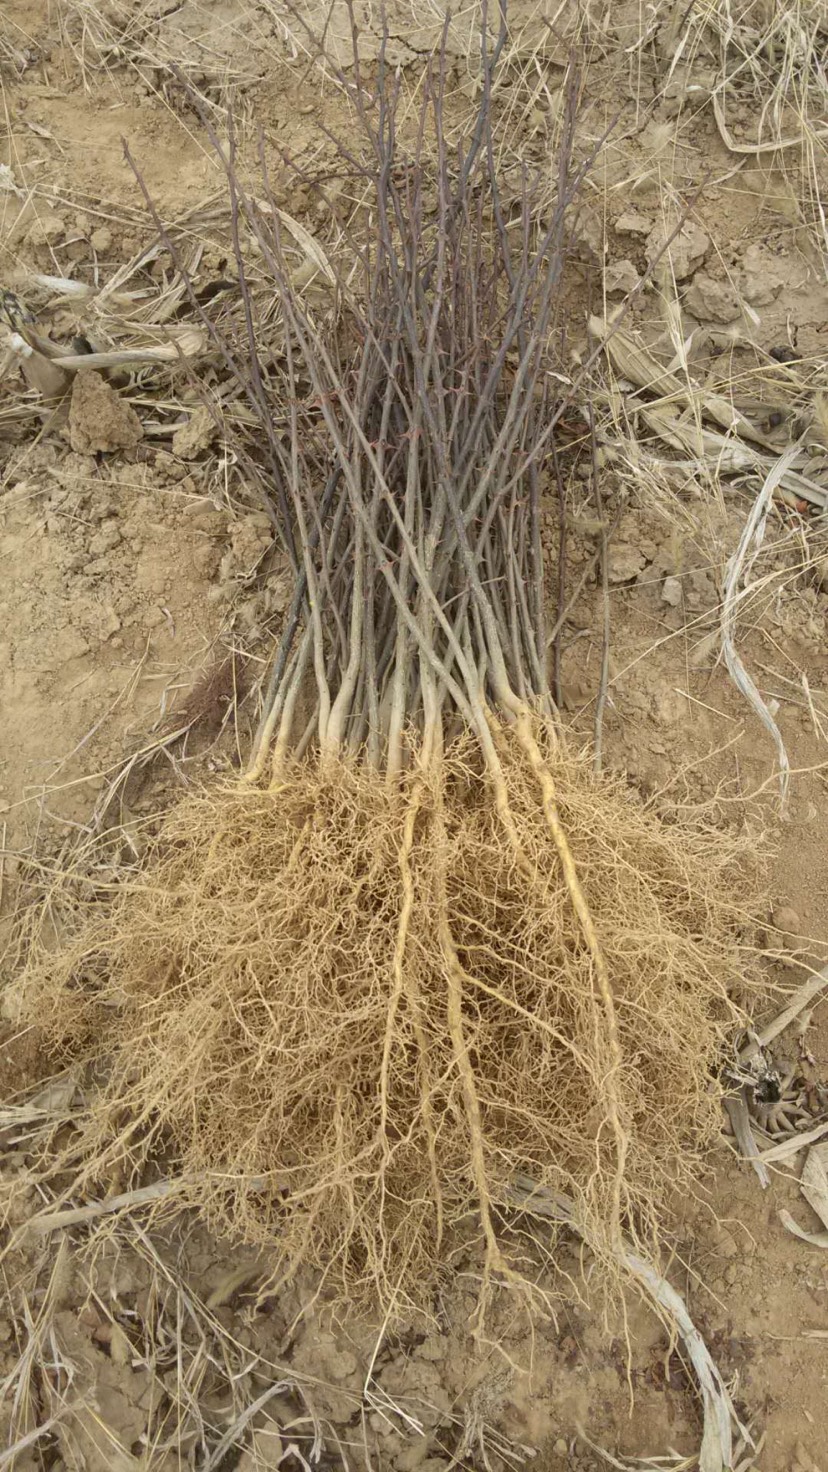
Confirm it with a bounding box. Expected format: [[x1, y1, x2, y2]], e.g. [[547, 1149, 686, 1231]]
[[16, 717, 763, 1319], [512, 705, 629, 1245], [433, 777, 514, 1326], [381, 770, 444, 1253]]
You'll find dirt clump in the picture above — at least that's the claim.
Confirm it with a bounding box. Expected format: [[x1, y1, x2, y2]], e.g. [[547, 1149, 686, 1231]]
[[68, 369, 144, 454]]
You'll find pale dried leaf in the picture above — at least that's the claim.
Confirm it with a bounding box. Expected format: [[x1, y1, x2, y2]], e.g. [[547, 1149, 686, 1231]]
[[779, 1207, 828, 1249], [724, 1093, 770, 1187], [721, 447, 800, 807], [26, 1074, 81, 1112], [758, 1118, 828, 1164], [0, 163, 22, 195], [255, 199, 336, 285], [590, 316, 773, 447], [757, 965, 828, 1047], [801, 1142, 828, 1232], [205, 1262, 263, 1309]]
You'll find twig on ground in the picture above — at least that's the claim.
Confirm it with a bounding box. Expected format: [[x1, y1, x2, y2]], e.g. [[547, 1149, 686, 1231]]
[[721, 447, 801, 810]]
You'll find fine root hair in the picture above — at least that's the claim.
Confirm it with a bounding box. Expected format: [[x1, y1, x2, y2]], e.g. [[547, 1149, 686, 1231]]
[[16, 722, 761, 1318]]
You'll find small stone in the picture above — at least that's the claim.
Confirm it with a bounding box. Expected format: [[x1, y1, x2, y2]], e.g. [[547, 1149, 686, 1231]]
[[394, 1443, 432, 1471], [603, 259, 640, 295], [684, 568, 717, 612], [183, 496, 220, 517], [684, 272, 740, 323], [89, 522, 122, 555], [90, 225, 112, 253], [154, 449, 189, 481], [661, 575, 683, 606], [172, 405, 216, 460], [192, 543, 221, 577], [52, 628, 90, 663], [560, 674, 592, 711], [740, 243, 792, 306], [99, 604, 122, 639], [89, 495, 117, 523], [553, 1438, 569, 1456], [771, 906, 801, 946], [188, 511, 227, 536], [652, 689, 683, 725], [26, 211, 65, 246], [607, 541, 648, 584], [645, 218, 710, 281], [136, 559, 170, 596], [64, 237, 90, 263], [615, 210, 652, 236], [246, 511, 273, 532]]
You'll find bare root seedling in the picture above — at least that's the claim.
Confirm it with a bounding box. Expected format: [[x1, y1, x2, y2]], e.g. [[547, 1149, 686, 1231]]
[[13, 4, 765, 1325]]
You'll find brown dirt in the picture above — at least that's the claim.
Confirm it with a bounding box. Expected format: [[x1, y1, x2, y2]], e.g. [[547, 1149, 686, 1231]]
[[2, 2, 828, 1470]]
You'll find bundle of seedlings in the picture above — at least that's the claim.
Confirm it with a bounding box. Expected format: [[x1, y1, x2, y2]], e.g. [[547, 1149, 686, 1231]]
[[15, 30, 763, 1319]]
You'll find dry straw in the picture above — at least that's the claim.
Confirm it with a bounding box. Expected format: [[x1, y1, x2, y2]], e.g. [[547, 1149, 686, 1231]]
[[15, 8, 763, 1322]]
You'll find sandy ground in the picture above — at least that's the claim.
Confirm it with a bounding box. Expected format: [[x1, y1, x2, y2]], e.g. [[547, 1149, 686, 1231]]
[[2, 2, 828, 1469]]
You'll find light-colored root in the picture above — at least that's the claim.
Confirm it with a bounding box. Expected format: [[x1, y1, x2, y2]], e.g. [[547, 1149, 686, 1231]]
[[432, 780, 515, 1329], [512, 706, 629, 1245], [381, 771, 444, 1254], [14, 717, 763, 1317]]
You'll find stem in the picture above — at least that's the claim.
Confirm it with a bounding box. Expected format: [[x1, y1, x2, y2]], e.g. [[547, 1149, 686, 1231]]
[[511, 708, 629, 1245], [590, 408, 611, 773]]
